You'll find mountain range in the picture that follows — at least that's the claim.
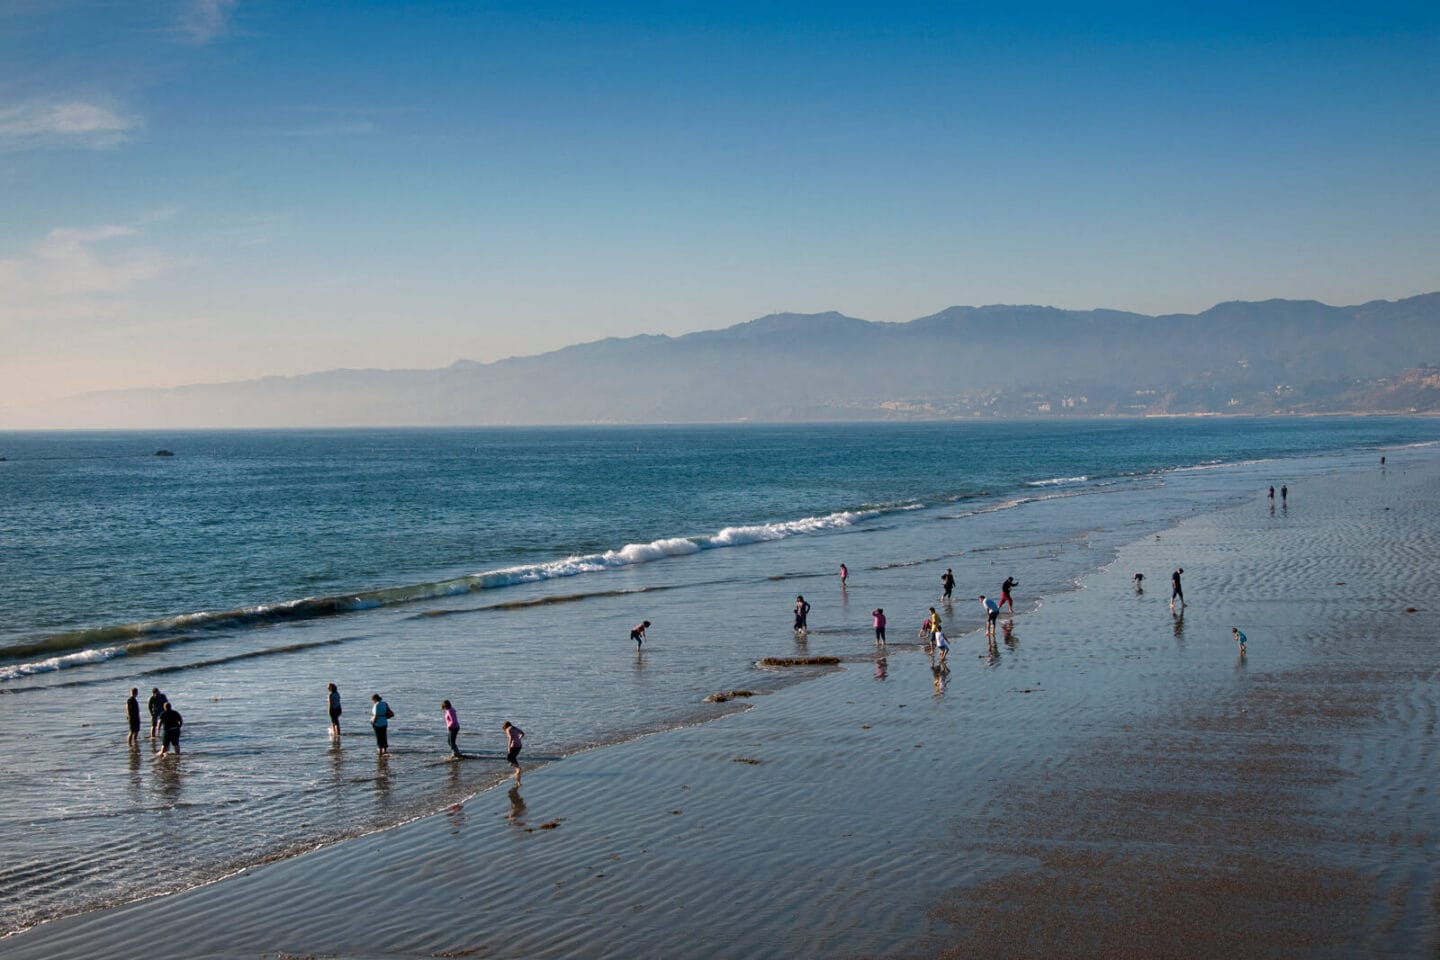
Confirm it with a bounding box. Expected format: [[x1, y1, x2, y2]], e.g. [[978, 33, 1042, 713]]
[[9, 293, 1440, 428]]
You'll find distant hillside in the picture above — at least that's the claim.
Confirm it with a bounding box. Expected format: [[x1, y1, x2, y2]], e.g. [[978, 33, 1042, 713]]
[[8, 293, 1440, 428]]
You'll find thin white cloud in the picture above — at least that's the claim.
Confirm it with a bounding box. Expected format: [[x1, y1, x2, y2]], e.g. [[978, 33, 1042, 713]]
[[0, 223, 176, 319], [0, 99, 141, 152], [175, 0, 238, 45]]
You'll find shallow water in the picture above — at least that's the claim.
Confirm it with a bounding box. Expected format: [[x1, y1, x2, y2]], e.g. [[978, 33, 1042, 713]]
[[0, 420, 1434, 936]]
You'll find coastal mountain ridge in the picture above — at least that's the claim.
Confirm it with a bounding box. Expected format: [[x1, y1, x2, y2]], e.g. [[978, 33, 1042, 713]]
[[9, 293, 1440, 428]]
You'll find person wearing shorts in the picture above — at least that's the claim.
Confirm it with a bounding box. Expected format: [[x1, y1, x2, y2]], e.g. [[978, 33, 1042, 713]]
[[503, 721, 525, 782], [630, 620, 651, 648], [1000, 576, 1017, 613], [980, 595, 1000, 637], [156, 701, 183, 756], [1232, 627, 1247, 655], [126, 688, 141, 747]]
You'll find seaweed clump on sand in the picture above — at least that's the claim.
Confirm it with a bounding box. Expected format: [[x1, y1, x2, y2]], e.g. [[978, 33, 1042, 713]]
[[705, 689, 756, 703], [758, 656, 841, 667]]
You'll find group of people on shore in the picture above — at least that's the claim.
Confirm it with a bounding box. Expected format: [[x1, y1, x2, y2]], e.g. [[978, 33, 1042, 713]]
[[126, 683, 526, 780], [125, 687, 183, 756], [325, 685, 526, 779], [794, 567, 1023, 664]]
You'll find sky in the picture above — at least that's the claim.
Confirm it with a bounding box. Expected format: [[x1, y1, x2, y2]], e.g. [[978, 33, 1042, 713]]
[[2, 1, 1438, 408]]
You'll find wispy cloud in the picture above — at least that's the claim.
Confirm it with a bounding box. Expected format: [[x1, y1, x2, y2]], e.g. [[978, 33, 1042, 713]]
[[0, 223, 176, 321], [175, 0, 238, 45], [0, 99, 142, 152]]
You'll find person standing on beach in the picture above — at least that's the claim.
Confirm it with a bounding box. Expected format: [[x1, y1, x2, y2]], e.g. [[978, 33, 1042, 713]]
[[980, 595, 1000, 637], [1232, 627, 1247, 655], [1132, 572, 1145, 593], [941, 569, 955, 601], [1268, 485, 1275, 502], [126, 688, 141, 747], [1170, 568, 1185, 611], [794, 596, 811, 635], [839, 563, 848, 586], [371, 694, 394, 755], [503, 720, 525, 782], [327, 683, 342, 741], [147, 688, 165, 738], [441, 700, 461, 758], [155, 700, 183, 756], [925, 607, 942, 645], [630, 620, 651, 648], [1000, 576, 1017, 613], [934, 627, 950, 663], [1281, 484, 1288, 505], [871, 608, 887, 645]]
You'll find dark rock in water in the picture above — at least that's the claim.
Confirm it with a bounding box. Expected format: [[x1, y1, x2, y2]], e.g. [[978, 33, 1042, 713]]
[[705, 689, 756, 703], [154, 450, 175, 457], [758, 656, 841, 667]]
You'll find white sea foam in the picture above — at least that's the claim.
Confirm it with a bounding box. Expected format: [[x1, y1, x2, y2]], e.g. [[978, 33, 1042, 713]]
[[1026, 476, 1088, 487], [0, 646, 125, 681]]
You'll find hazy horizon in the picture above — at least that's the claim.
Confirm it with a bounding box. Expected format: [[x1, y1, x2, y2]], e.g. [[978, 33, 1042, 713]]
[[4, 2, 1438, 409]]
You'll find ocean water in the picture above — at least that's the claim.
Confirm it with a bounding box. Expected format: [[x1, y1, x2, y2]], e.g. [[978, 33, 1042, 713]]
[[0, 418, 1435, 935]]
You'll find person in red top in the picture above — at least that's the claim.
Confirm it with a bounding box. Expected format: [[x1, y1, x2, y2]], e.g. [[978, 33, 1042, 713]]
[[871, 608, 887, 644]]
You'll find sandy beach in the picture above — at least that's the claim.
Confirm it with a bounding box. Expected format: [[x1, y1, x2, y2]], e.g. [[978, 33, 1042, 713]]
[[5, 451, 1437, 959]]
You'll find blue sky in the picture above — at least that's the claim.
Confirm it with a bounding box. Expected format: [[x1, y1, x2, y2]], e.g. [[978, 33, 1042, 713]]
[[2, 1, 1438, 407]]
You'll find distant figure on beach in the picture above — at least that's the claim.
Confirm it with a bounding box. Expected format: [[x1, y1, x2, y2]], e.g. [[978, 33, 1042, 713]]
[[933, 628, 950, 663], [630, 620, 651, 648], [794, 596, 811, 635], [980, 595, 1000, 637], [327, 683, 342, 741], [1170, 568, 1185, 611], [1132, 572, 1145, 593], [1381, 455, 1386, 466], [1000, 576, 1017, 613], [1232, 627, 1247, 655], [442, 699, 461, 758], [1268, 485, 1274, 501], [871, 608, 887, 644], [126, 688, 141, 747], [941, 569, 955, 601], [147, 688, 165, 738], [503, 720, 525, 782], [1281, 484, 1288, 505], [371, 694, 394, 755], [156, 700, 183, 756], [839, 563, 848, 585]]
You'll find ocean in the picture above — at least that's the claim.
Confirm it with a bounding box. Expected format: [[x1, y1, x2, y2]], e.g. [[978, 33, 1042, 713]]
[[1, 417, 1435, 936]]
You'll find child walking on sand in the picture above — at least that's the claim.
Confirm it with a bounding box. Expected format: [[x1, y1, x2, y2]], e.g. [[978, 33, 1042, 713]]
[[503, 720, 525, 782]]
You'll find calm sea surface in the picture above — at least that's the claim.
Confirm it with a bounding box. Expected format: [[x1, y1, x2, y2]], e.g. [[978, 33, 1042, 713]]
[[0, 418, 1435, 934]]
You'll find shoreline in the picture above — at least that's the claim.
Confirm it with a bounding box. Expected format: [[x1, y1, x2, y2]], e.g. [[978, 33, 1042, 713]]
[[6, 447, 1438, 957]]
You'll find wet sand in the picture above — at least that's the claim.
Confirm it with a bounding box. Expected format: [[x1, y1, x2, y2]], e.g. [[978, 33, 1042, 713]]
[[6, 452, 1437, 959]]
